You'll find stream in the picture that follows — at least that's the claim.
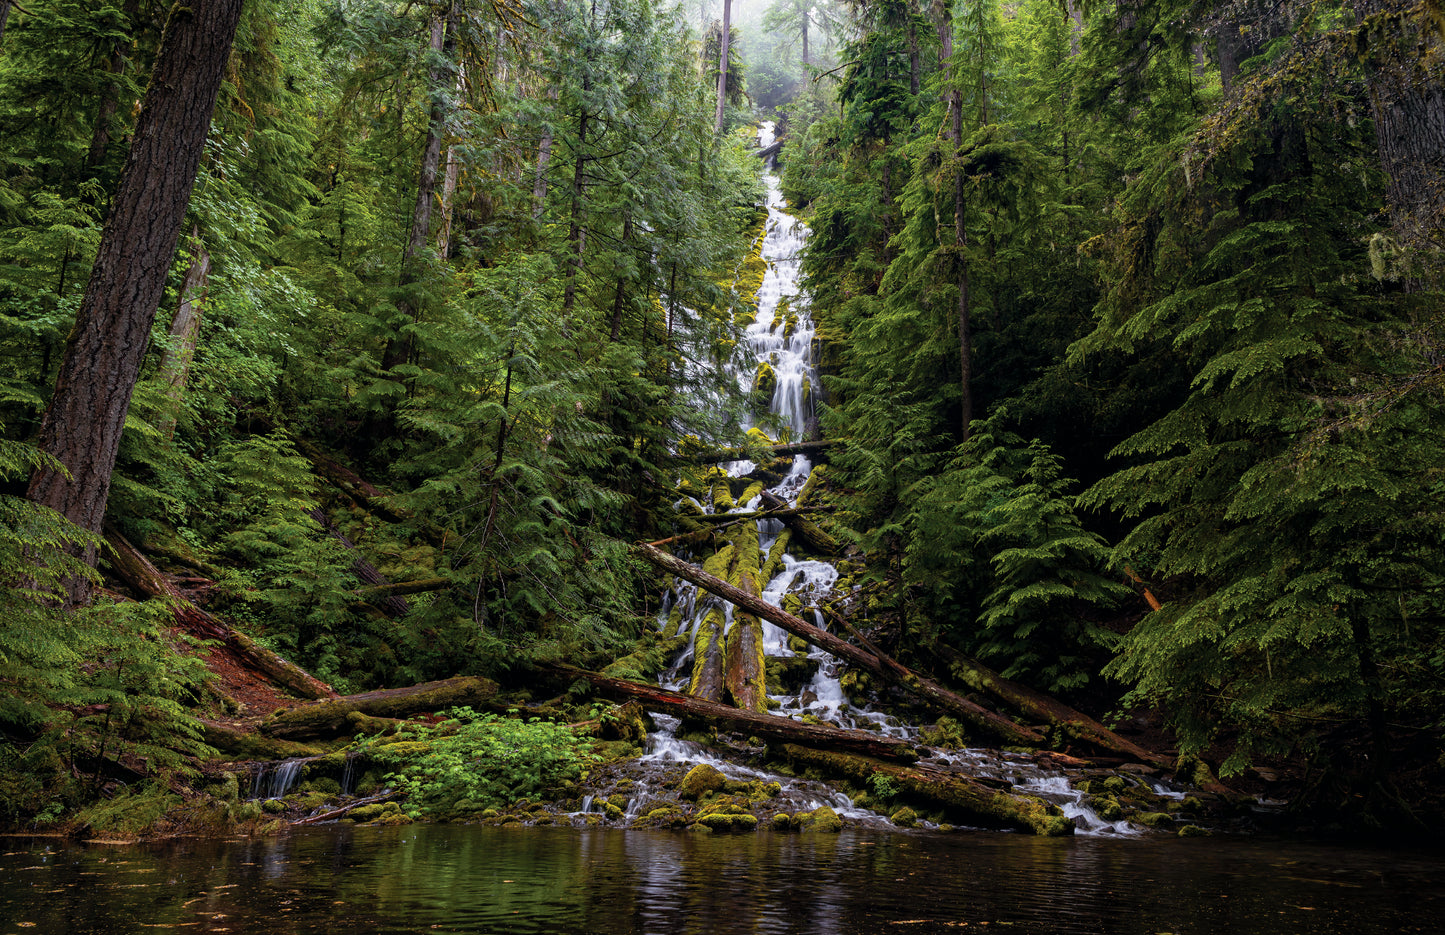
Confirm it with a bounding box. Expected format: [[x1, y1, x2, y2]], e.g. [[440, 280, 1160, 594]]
[[3, 825, 1441, 934]]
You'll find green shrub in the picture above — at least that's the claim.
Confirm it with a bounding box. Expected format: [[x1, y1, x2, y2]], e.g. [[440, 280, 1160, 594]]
[[364, 707, 595, 818]]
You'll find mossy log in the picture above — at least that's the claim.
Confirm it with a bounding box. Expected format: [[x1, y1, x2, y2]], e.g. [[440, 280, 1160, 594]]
[[260, 676, 500, 740], [543, 663, 919, 762], [352, 577, 451, 602], [633, 542, 1043, 746], [103, 529, 336, 701], [200, 720, 326, 760], [306, 507, 411, 619], [723, 519, 768, 712], [288, 434, 410, 524], [758, 490, 837, 555], [780, 745, 1074, 836], [933, 642, 1174, 770]]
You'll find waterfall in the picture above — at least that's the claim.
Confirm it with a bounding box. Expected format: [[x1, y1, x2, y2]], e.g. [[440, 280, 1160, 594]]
[[251, 757, 308, 800], [641, 123, 1145, 836]]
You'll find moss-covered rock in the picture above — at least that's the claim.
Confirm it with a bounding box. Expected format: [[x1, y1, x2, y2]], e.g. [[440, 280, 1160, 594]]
[[679, 763, 728, 800], [889, 806, 918, 828], [1136, 811, 1173, 828], [798, 805, 843, 833]]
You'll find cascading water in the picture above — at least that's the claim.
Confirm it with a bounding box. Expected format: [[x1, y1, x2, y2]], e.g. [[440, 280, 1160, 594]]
[[628, 123, 1148, 836]]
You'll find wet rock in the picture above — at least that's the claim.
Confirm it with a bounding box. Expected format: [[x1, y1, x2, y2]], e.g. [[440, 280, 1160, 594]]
[[1135, 811, 1173, 828], [798, 805, 843, 833], [1177, 824, 1210, 837], [679, 763, 728, 800], [889, 807, 918, 828]]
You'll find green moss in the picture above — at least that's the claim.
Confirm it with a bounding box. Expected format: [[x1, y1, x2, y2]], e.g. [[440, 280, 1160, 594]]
[[1177, 824, 1210, 837], [350, 803, 388, 822], [261, 798, 287, 814], [770, 812, 795, 830], [1136, 811, 1173, 828], [890, 806, 918, 828], [1090, 795, 1123, 821], [679, 763, 728, 800], [696, 811, 759, 832], [798, 805, 843, 833]]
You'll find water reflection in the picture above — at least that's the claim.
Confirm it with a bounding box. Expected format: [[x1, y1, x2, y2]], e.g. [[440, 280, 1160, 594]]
[[2, 826, 1442, 934]]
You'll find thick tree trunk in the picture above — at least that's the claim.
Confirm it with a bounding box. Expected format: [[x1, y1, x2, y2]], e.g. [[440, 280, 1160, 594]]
[[157, 229, 210, 442], [1354, 0, 1445, 255], [0, 2, 11, 48], [26, 0, 246, 605], [634, 542, 1045, 746], [543, 663, 920, 761], [103, 528, 335, 701], [722, 521, 768, 712]]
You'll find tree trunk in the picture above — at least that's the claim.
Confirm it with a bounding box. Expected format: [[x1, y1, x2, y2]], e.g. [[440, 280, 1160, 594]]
[[1353, 0, 1445, 256], [380, 1, 458, 375], [157, 228, 210, 442], [714, 0, 732, 133], [722, 521, 768, 712], [633, 542, 1045, 746], [547, 663, 919, 761], [0, 2, 11, 48], [26, 0, 246, 606]]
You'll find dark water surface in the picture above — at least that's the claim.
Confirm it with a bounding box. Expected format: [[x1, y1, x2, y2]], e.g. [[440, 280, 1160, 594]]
[[2, 825, 1441, 934]]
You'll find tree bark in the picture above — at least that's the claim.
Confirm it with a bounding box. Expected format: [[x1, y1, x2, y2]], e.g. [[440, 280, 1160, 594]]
[[157, 228, 210, 442], [1353, 0, 1445, 256], [26, 0, 246, 605], [0, 2, 11, 48], [714, 0, 733, 132], [633, 542, 1045, 746], [542, 663, 920, 761]]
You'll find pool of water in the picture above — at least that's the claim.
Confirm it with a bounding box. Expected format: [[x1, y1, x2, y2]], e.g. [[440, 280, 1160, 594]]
[[3, 825, 1442, 934]]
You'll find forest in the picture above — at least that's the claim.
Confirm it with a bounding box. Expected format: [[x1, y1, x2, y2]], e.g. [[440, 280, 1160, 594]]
[[0, 0, 1442, 838]]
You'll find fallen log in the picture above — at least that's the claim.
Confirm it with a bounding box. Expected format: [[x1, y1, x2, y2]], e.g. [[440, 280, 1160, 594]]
[[779, 745, 1074, 836], [933, 642, 1174, 770], [288, 434, 410, 524], [758, 490, 838, 555], [294, 790, 401, 826], [103, 529, 335, 701], [543, 663, 920, 762], [632, 542, 1044, 747], [352, 577, 451, 602], [674, 440, 839, 465], [260, 675, 500, 740], [307, 508, 410, 619]]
